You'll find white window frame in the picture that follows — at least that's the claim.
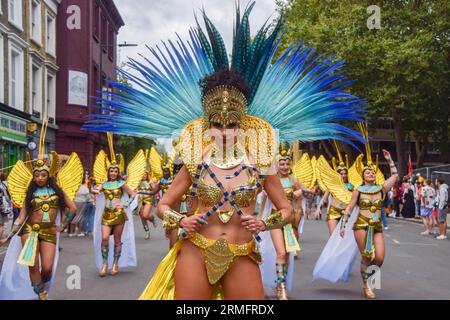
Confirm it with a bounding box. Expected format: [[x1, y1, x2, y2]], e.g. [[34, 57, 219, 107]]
[[0, 0, 3, 15], [45, 69, 56, 122], [30, 57, 42, 116], [0, 33, 4, 103], [8, 41, 24, 111], [29, 0, 41, 45], [8, 0, 23, 31], [45, 9, 55, 57]]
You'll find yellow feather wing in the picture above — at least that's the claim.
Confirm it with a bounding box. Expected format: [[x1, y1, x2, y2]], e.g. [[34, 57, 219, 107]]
[[293, 153, 314, 189], [315, 156, 329, 193], [93, 150, 108, 185], [119, 153, 125, 175], [376, 167, 385, 185], [311, 156, 317, 188], [348, 154, 364, 187], [7, 161, 33, 207], [150, 147, 163, 181], [126, 149, 147, 191], [317, 156, 352, 204], [49, 150, 60, 178], [57, 153, 84, 201]]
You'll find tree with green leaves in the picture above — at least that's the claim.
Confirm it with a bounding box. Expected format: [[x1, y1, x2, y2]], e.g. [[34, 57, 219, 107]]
[[276, 0, 450, 173]]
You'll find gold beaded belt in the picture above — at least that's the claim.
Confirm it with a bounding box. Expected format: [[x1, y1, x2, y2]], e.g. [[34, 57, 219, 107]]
[[188, 232, 261, 285]]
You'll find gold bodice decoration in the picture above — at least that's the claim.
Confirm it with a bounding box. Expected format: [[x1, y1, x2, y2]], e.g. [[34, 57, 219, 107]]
[[188, 159, 264, 229], [102, 180, 125, 207], [280, 177, 294, 201], [31, 187, 59, 222], [357, 184, 384, 213]]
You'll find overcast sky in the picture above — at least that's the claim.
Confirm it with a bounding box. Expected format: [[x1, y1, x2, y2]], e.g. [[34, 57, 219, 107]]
[[113, 0, 279, 68], [112, 1, 280, 149]]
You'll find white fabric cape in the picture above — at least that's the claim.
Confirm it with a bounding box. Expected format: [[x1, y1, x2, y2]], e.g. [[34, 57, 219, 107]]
[[0, 214, 61, 300], [312, 206, 359, 283], [258, 196, 295, 291], [93, 193, 138, 271]]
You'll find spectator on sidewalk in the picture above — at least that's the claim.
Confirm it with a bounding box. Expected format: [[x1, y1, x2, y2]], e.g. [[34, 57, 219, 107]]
[[0, 173, 12, 234], [82, 176, 95, 236], [70, 177, 91, 237], [392, 185, 401, 218], [420, 179, 435, 235], [435, 179, 449, 240], [413, 174, 423, 218], [401, 178, 416, 218]]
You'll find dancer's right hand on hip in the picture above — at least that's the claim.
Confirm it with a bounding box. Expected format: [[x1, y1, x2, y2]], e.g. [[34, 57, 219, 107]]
[[180, 213, 207, 236]]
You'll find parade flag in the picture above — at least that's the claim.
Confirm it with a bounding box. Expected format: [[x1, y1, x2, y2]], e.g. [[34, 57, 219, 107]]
[[407, 154, 413, 177]]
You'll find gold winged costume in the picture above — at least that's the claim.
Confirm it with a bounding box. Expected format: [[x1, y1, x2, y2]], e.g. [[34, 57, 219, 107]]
[[1, 117, 83, 300], [315, 140, 362, 221], [93, 133, 146, 276], [5, 117, 83, 266], [317, 125, 386, 259]]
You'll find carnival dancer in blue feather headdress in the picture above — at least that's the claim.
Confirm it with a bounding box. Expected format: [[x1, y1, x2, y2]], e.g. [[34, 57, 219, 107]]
[[84, 2, 366, 300]]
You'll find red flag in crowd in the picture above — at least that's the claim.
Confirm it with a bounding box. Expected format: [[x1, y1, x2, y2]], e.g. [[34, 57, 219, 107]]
[[407, 154, 413, 177]]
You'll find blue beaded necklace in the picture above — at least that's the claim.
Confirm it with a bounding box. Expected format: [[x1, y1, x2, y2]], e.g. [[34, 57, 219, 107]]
[[186, 162, 264, 242]]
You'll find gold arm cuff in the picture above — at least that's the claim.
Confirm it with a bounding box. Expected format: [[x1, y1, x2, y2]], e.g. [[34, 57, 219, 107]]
[[163, 210, 184, 229], [261, 210, 285, 230]]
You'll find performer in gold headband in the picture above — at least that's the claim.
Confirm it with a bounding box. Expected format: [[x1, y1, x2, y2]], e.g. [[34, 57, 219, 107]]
[[92, 133, 145, 277], [313, 123, 398, 299], [316, 141, 360, 235], [259, 146, 310, 300], [85, 3, 365, 299], [136, 150, 159, 240], [0, 117, 83, 300]]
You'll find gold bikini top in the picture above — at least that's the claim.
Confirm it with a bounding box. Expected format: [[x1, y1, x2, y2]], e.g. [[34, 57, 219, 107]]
[[102, 180, 125, 200], [196, 169, 258, 208], [159, 178, 173, 194], [138, 181, 151, 191], [280, 177, 294, 201], [358, 198, 384, 213], [357, 184, 384, 213], [31, 188, 59, 212], [138, 181, 153, 200]]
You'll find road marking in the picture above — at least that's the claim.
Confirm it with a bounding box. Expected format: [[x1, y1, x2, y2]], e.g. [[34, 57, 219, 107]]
[[391, 238, 438, 246], [396, 242, 438, 246]]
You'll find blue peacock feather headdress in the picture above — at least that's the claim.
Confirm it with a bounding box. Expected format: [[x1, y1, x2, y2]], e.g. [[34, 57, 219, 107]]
[[84, 1, 366, 148]]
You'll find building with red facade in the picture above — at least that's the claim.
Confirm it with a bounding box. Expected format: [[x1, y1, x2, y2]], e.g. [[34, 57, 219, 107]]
[[55, 0, 124, 170]]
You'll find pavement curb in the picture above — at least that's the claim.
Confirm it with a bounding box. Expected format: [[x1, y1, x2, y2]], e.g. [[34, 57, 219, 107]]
[[389, 216, 450, 230]]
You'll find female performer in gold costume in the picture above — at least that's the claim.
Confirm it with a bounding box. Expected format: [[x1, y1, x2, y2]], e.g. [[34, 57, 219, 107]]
[[317, 141, 358, 236], [259, 148, 308, 300], [136, 151, 159, 240], [92, 134, 145, 277], [85, 3, 365, 299], [0, 118, 83, 300], [313, 124, 398, 299], [340, 148, 398, 299]]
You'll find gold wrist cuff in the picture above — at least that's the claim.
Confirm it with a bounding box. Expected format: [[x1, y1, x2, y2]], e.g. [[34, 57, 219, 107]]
[[163, 210, 184, 229], [261, 210, 285, 230]]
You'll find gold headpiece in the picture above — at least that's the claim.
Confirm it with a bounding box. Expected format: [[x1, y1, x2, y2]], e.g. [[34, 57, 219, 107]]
[[358, 123, 378, 174], [33, 116, 60, 177], [203, 85, 247, 128], [331, 140, 349, 173], [277, 143, 291, 162], [106, 132, 120, 170]]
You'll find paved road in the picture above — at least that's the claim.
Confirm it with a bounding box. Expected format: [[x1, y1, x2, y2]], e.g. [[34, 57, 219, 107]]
[[1, 216, 449, 300]]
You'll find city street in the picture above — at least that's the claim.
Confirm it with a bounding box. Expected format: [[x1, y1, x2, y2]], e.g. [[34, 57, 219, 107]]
[[1, 215, 448, 300]]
